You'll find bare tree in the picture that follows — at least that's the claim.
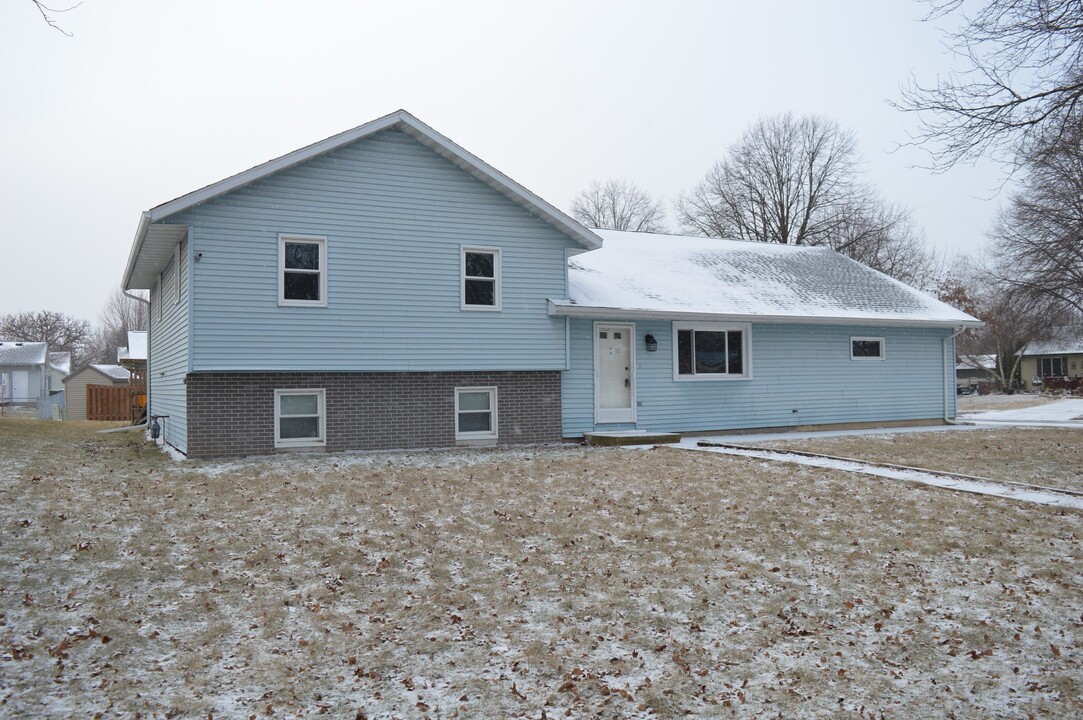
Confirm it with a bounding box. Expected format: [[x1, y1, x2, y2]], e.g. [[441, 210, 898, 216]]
[[1, 310, 92, 365], [990, 121, 1083, 314], [895, 0, 1083, 171], [86, 287, 149, 364], [570, 179, 667, 232], [941, 263, 1068, 390], [676, 114, 861, 245], [676, 113, 935, 283], [830, 199, 938, 289]]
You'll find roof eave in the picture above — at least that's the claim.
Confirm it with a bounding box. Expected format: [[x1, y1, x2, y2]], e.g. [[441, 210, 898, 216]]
[[123, 109, 602, 289], [547, 300, 985, 329]]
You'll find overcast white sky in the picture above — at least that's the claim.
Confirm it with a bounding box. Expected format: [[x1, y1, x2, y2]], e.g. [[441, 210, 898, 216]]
[[0, 0, 1004, 321]]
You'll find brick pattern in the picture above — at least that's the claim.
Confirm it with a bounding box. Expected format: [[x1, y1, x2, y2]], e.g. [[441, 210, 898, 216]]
[[185, 371, 561, 458]]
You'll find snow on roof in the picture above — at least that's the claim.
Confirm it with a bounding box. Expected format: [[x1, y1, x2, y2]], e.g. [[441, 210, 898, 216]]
[[47, 351, 71, 374], [118, 331, 148, 362], [90, 364, 132, 381], [0, 341, 48, 366], [555, 230, 982, 327], [1021, 328, 1083, 356]]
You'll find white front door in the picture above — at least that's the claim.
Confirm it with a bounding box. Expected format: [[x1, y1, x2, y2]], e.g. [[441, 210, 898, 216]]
[[12, 371, 29, 402], [594, 323, 635, 424]]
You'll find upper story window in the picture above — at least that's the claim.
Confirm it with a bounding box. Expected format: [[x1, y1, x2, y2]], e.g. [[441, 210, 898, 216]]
[[851, 337, 885, 360], [461, 246, 501, 311], [279, 234, 327, 307], [673, 322, 750, 380]]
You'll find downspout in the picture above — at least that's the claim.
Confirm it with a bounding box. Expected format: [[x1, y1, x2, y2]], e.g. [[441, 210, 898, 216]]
[[943, 327, 967, 424], [124, 289, 151, 428]]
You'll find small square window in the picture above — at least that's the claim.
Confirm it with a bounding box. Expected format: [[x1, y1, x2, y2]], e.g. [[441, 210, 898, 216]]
[[455, 387, 498, 442], [274, 389, 326, 448], [279, 235, 327, 307], [851, 337, 885, 360], [461, 247, 501, 311]]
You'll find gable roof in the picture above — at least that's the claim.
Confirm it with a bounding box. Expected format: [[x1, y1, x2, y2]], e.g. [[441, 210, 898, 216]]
[[123, 110, 602, 290], [0, 341, 48, 366], [1021, 328, 1083, 356], [64, 364, 131, 384], [550, 230, 982, 328]]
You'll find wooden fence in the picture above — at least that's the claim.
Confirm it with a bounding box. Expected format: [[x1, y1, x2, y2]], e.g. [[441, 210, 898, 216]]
[[86, 385, 130, 421]]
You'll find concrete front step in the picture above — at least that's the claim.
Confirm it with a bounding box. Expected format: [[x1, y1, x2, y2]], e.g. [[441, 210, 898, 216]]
[[584, 430, 681, 446]]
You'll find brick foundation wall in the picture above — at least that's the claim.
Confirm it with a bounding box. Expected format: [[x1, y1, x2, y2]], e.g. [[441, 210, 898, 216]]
[[185, 371, 561, 458]]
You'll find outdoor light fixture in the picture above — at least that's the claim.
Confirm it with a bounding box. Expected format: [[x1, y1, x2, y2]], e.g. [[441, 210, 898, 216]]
[[645, 334, 658, 352]]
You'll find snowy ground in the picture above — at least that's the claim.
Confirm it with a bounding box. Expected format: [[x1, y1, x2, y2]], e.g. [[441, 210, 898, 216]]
[[1, 418, 1081, 718]]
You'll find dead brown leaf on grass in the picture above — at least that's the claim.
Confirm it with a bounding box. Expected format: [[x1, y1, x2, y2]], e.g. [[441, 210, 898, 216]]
[[0, 419, 1080, 718]]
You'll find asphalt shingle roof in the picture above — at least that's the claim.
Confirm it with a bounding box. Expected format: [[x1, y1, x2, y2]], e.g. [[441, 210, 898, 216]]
[[560, 230, 980, 326], [0, 342, 48, 366]]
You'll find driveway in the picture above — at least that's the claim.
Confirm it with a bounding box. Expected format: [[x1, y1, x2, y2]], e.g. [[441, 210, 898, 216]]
[[961, 398, 1083, 427]]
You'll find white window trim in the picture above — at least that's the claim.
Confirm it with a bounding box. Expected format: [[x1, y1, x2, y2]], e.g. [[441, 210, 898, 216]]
[[851, 336, 886, 361], [460, 246, 502, 311], [672, 321, 752, 381], [278, 234, 328, 308], [454, 386, 498, 442], [156, 275, 162, 322], [273, 388, 326, 449]]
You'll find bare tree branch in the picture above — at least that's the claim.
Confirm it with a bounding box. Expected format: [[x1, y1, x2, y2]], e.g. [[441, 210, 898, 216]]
[[894, 0, 1083, 172], [675, 113, 936, 284], [570, 178, 667, 233], [31, 0, 82, 37]]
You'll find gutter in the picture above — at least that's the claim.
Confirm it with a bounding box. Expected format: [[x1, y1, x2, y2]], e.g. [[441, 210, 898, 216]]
[[547, 299, 986, 330], [944, 326, 969, 423]]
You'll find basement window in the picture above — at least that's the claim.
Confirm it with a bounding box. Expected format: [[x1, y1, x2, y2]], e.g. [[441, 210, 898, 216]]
[[455, 387, 498, 441], [279, 235, 327, 307], [851, 337, 885, 360], [274, 389, 326, 448]]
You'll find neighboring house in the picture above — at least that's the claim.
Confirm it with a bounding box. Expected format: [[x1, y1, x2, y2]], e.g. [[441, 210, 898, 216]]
[[0, 342, 51, 405], [956, 354, 996, 388], [47, 352, 71, 394], [116, 330, 148, 371], [122, 110, 981, 458], [1019, 329, 1083, 390], [63, 364, 132, 421]]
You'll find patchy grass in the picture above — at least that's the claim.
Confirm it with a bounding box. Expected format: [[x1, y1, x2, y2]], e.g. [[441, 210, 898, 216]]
[[755, 427, 1083, 493], [1, 420, 1081, 718]]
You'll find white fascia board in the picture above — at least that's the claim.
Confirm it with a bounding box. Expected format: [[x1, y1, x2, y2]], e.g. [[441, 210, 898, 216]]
[[122, 212, 153, 290], [124, 109, 601, 290], [546, 299, 986, 330]]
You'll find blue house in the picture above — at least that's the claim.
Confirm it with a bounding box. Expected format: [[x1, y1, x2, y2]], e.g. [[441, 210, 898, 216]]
[[122, 110, 980, 458]]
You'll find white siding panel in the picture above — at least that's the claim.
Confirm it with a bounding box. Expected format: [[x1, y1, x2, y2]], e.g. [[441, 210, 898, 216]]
[[563, 319, 955, 437], [164, 130, 578, 372], [149, 238, 190, 453]]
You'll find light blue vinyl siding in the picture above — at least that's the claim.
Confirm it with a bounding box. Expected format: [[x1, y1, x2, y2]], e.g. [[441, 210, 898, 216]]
[[562, 318, 956, 437], [162, 129, 579, 371], [149, 238, 190, 453]]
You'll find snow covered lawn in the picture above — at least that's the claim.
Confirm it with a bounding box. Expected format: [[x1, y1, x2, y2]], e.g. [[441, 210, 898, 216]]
[[957, 393, 1057, 414], [1, 419, 1081, 718], [755, 426, 1083, 493]]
